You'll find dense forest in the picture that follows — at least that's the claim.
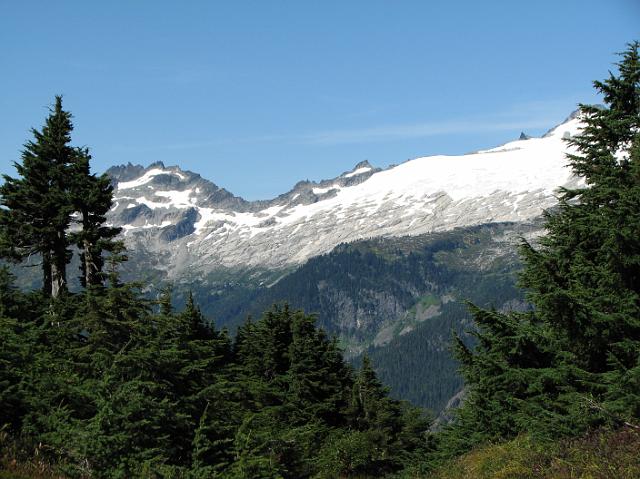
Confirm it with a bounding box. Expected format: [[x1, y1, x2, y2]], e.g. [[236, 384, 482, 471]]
[[0, 98, 428, 478], [193, 222, 530, 413], [1, 43, 639, 478]]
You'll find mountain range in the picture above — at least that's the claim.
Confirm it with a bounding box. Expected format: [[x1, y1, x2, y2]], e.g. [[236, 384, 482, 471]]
[[106, 112, 582, 278], [98, 112, 585, 414], [9, 112, 582, 414]]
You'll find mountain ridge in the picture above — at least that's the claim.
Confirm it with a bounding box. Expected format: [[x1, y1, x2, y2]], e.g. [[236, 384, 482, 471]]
[[105, 112, 583, 279]]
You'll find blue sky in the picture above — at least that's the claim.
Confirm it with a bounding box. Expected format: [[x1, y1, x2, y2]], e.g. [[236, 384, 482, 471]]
[[1, 1, 638, 200]]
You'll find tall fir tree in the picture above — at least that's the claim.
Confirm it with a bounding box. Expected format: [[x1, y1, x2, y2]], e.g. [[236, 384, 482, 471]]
[[443, 42, 640, 455], [0, 96, 122, 296], [519, 41, 640, 406], [0, 96, 75, 297], [287, 310, 351, 426], [69, 147, 122, 288]]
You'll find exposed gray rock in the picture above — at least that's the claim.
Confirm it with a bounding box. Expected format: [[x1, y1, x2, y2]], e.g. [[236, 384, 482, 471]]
[[160, 207, 198, 242], [106, 113, 584, 282]]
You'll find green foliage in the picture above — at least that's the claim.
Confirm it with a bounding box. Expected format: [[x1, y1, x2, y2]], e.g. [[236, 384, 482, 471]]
[[434, 41, 640, 461], [0, 96, 76, 296], [0, 96, 120, 297], [68, 147, 122, 288], [0, 272, 428, 477]]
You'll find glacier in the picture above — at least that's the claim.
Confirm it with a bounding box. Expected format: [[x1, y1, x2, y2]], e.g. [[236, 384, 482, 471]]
[[107, 112, 584, 278]]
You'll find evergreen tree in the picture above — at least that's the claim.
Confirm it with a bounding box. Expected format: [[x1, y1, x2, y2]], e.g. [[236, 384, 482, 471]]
[[521, 42, 640, 375], [318, 355, 429, 477], [69, 147, 122, 288], [601, 135, 640, 425], [442, 307, 570, 456], [0, 96, 120, 296], [287, 310, 351, 425], [171, 291, 235, 470], [0, 96, 75, 297], [441, 42, 640, 455], [519, 41, 640, 418], [0, 268, 32, 432]]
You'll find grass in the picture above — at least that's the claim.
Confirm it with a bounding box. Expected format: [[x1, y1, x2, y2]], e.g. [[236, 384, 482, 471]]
[[426, 428, 640, 479], [0, 429, 71, 479], [407, 294, 440, 317]]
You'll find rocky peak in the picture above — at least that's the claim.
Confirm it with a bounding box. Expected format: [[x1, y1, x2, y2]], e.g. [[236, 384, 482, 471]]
[[105, 162, 148, 182], [519, 132, 531, 141], [353, 160, 372, 169], [338, 160, 379, 185]]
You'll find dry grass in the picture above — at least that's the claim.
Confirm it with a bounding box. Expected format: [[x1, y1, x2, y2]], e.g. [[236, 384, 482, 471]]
[[0, 429, 69, 479], [427, 428, 640, 479]]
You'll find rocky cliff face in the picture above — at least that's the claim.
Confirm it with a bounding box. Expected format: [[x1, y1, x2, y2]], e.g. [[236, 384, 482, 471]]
[[107, 113, 583, 281]]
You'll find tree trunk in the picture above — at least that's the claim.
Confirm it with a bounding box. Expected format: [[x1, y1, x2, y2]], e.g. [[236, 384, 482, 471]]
[[83, 238, 98, 287], [51, 229, 67, 298], [51, 260, 65, 298], [42, 251, 52, 296], [81, 204, 103, 288]]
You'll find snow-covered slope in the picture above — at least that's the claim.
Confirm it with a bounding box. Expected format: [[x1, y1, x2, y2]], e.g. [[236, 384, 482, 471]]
[[107, 113, 583, 278]]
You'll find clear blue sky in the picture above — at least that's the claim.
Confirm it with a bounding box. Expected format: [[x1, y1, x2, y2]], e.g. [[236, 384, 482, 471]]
[[1, 1, 638, 200]]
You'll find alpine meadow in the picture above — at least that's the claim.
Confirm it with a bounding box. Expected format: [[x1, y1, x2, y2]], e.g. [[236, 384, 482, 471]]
[[0, 12, 639, 479]]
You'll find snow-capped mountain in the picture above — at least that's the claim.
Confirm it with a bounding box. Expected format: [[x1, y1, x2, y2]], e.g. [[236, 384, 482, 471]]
[[107, 112, 583, 278]]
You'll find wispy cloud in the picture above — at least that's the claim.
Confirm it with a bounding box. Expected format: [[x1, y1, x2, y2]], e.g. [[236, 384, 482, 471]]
[[287, 96, 589, 145], [110, 101, 578, 153], [292, 117, 557, 146]]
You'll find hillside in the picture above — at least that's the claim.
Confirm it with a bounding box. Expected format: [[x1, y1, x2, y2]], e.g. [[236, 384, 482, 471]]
[[185, 221, 537, 412]]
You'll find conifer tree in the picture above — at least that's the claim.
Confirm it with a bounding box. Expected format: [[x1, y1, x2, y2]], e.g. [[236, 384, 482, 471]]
[[0, 96, 120, 296], [287, 311, 350, 425], [0, 96, 75, 297], [0, 268, 31, 432], [519, 41, 640, 412], [521, 42, 640, 375], [69, 148, 122, 288], [173, 292, 235, 468], [444, 42, 640, 453], [317, 355, 428, 477]]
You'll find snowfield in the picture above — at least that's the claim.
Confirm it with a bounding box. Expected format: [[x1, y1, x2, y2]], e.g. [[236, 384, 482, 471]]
[[108, 113, 584, 275]]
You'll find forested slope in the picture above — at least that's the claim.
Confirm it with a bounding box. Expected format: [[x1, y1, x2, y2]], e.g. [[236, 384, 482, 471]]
[[188, 222, 532, 413]]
